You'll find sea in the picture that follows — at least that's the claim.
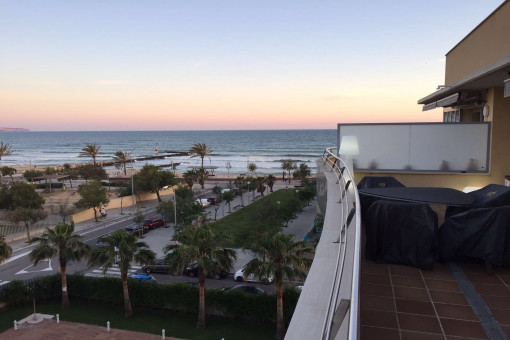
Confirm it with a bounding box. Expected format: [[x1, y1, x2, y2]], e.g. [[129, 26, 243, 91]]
[[0, 130, 336, 175]]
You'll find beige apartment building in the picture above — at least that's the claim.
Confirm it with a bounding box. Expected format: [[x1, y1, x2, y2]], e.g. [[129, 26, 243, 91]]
[[413, 0, 510, 189], [348, 0, 510, 191]]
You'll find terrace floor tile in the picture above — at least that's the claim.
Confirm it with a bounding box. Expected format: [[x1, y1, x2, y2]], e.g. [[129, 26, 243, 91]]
[[397, 313, 442, 334]]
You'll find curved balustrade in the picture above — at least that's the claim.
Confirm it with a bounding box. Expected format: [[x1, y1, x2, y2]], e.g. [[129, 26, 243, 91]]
[[322, 147, 361, 340], [285, 147, 361, 340]]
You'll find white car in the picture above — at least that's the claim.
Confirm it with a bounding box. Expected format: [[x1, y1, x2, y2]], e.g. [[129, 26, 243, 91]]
[[195, 198, 210, 207], [234, 267, 273, 285]]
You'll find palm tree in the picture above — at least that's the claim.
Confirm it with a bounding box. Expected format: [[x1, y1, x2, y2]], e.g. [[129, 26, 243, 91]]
[[0, 141, 13, 161], [189, 143, 213, 169], [244, 233, 314, 339], [281, 159, 296, 184], [255, 176, 267, 197], [248, 162, 257, 175], [113, 151, 130, 175], [0, 235, 12, 262], [29, 222, 90, 308], [196, 168, 209, 189], [183, 169, 198, 188], [164, 226, 237, 329], [80, 144, 101, 166], [89, 230, 155, 318], [266, 174, 276, 192]]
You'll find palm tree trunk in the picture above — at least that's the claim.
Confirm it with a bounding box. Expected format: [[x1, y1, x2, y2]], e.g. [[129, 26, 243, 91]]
[[122, 273, 133, 318], [60, 262, 69, 308], [24, 222, 31, 241], [201, 157, 204, 169], [197, 270, 206, 328], [276, 283, 285, 339], [123, 163, 127, 175]]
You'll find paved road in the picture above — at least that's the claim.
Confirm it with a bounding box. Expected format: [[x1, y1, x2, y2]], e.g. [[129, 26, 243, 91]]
[[1, 181, 316, 294]]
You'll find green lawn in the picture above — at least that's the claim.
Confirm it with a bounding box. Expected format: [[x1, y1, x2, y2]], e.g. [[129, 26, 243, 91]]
[[0, 301, 275, 340], [210, 189, 300, 247]]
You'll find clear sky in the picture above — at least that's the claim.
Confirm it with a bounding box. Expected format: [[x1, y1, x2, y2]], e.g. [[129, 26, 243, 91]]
[[0, 0, 504, 131]]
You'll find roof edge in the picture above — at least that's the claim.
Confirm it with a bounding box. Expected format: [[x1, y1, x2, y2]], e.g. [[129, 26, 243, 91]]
[[446, 0, 509, 56]]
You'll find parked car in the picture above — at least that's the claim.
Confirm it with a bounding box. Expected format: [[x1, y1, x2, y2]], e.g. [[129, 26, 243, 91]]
[[125, 224, 148, 235], [142, 258, 172, 274], [129, 273, 157, 283], [234, 267, 273, 284], [222, 285, 265, 294], [94, 235, 110, 248], [184, 262, 228, 279], [143, 217, 165, 230], [195, 198, 210, 207]]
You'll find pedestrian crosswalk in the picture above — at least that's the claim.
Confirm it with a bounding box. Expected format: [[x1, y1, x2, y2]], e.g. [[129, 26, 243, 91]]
[[85, 264, 142, 278]]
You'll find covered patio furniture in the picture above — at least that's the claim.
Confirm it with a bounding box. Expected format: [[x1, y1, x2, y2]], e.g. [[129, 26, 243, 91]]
[[439, 206, 510, 273], [365, 200, 438, 270], [357, 176, 405, 220], [446, 184, 510, 218]]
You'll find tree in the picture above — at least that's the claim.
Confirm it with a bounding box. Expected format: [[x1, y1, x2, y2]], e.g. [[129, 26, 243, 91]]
[[51, 198, 76, 223], [244, 233, 314, 339], [113, 151, 131, 175], [75, 180, 109, 222], [189, 143, 213, 169], [281, 159, 297, 183], [78, 165, 107, 183], [9, 208, 47, 241], [89, 230, 156, 318], [0, 141, 13, 161], [255, 176, 267, 197], [234, 176, 245, 206], [164, 226, 237, 329], [266, 174, 276, 192], [156, 200, 174, 224], [174, 184, 205, 225], [293, 163, 311, 185], [23, 169, 44, 182], [248, 162, 257, 175], [134, 165, 177, 202], [196, 168, 209, 189], [62, 164, 79, 188], [183, 169, 197, 188], [0, 183, 10, 209], [29, 222, 90, 308], [9, 182, 45, 210], [0, 235, 12, 262], [80, 144, 101, 166], [0, 166, 16, 181], [222, 190, 235, 213]]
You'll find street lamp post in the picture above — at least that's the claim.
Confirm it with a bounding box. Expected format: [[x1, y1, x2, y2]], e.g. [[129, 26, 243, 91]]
[[173, 191, 177, 226]]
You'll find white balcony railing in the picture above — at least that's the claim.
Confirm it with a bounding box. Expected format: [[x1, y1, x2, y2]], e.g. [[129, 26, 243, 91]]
[[286, 148, 361, 340]]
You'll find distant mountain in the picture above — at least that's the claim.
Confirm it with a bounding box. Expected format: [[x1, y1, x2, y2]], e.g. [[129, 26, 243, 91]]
[[0, 127, 30, 132]]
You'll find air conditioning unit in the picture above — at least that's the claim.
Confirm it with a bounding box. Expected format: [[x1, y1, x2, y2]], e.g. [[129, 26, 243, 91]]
[[504, 78, 510, 98]]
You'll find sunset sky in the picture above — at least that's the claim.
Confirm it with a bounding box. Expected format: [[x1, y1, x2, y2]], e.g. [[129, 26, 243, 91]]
[[0, 1, 503, 131]]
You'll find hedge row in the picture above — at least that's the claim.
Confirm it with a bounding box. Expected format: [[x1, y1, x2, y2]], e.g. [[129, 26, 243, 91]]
[[0, 274, 300, 325]]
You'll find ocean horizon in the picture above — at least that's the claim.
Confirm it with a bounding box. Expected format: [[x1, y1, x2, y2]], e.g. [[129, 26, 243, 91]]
[[0, 129, 336, 175]]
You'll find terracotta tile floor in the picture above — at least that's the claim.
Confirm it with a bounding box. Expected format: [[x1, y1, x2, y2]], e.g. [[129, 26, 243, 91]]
[[360, 258, 510, 339]]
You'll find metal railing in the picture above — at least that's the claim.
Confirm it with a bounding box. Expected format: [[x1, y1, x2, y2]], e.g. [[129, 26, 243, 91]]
[[320, 147, 361, 340]]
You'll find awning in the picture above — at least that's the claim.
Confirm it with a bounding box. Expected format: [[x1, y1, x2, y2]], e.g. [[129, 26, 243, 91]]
[[422, 102, 437, 111], [436, 93, 459, 107], [421, 92, 459, 111]]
